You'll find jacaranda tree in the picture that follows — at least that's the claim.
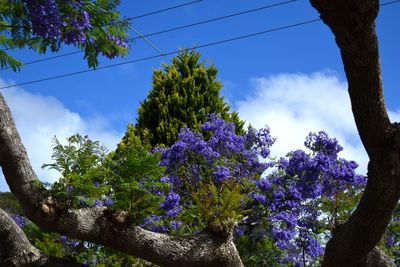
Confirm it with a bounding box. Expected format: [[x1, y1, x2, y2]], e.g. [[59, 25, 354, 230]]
[[15, 114, 398, 266]]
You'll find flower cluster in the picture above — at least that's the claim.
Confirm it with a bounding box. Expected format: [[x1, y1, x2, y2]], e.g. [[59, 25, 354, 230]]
[[12, 214, 25, 228], [155, 116, 366, 266], [26, 0, 91, 44], [243, 131, 366, 265], [61, 1, 91, 44], [26, 0, 62, 39], [24, 0, 128, 51], [143, 114, 275, 234]]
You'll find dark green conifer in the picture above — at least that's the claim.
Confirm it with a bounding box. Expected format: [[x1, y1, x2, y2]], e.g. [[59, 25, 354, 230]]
[[134, 49, 244, 147]]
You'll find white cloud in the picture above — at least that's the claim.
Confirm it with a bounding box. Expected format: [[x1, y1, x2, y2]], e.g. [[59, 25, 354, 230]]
[[0, 80, 123, 191], [235, 72, 370, 174]]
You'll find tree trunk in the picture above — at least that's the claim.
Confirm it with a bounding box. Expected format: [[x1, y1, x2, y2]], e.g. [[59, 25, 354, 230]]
[[309, 0, 400, 266]]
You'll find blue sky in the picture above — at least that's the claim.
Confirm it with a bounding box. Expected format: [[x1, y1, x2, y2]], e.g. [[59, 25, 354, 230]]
[[0, 0, 399, 191]]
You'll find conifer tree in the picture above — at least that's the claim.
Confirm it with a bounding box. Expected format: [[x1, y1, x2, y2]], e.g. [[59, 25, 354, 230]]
[[134, 49, 244, 147]]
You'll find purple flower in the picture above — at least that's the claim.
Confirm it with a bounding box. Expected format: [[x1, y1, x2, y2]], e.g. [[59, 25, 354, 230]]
[[257, 179, 272, 192], [161, 191, 181, 217], [213, 165, 230, 183], [60, 235, 68, 243], [141, 215, 168, 233], [385, 235, 395, 247], [161, 192, 180, 210], [92, 199, 102, 207], [305, 236, 324, 258], [165, 207, 181, 217], [272, 227, 294, 250], [12, 214, 25, 228], [66, 185, 73, 194], [234, 225, 245, 237], [272, 211, 297, 228], [170, 220, 183, 230], [103, 196, 114, 206], [305, 131, 343, 155], [252, 193, 268, 205], [27, 0, 62, 39]]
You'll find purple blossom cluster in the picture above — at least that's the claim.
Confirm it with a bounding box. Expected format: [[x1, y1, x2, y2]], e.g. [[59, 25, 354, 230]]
[[156, 116, 366, 265], [26, 0, 62, 39], [157, 114, 274, 189], [12, 214, 25, 228], [149, 114, 276, 234], [160, 191, 181, 217], [24, 0, 128, 51], [62, 5, 91, 44], [243, 131, 366, 265], [26, 0, 91, 44], [60, 235, 80, 248]]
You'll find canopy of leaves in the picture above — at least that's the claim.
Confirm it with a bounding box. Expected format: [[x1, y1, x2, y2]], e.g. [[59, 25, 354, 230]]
[[0, 0, 129, 70]]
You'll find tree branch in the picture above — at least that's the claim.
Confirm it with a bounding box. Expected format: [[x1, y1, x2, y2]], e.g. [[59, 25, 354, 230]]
[[0, 92, 243, 267], [309, 0, 400, 266]]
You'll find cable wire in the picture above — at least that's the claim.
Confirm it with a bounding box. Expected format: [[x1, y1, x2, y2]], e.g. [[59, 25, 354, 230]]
[[127, 25, 168, 58], [0, 18, 321, 90], [0, 0, 398, 88], [124, 0, 203, 21], [1, 0, 298, 70]]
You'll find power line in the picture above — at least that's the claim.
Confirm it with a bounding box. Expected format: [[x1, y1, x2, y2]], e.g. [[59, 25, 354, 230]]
[[1, 0, 298, 70], [0, 0, 398, 89], [0, 0, 203, 53], [380, 0, 400, 6], [0, 18, 321, 90], [124, 0, 203, 21], [127, 25, 168, 58]]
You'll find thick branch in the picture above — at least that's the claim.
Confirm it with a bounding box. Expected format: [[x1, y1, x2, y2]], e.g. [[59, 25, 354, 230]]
[[0, 92, 243, 267], [310, 0, 389, 158], [0, 208, 83, 266], [309, 0, 400, 266]]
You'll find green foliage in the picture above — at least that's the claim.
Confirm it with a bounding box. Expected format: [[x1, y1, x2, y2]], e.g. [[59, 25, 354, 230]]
[[39, 133, 164, 266], [380, 204, 400, 265], [43, 134, 111, 208], [236, 234, 283, 267], [0, 191, 23, 214], [192, 182, 246, 236], [107, 125, 166, 222], [110, 143, 166, 222], [134, 49, 245, 147], [319, 186, 363, 231]]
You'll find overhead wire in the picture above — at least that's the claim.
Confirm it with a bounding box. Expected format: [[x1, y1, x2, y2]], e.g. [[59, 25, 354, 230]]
[[124, 0, 203, 21], [127, 25, 168, 58], [0, 0, 398, 89], [0, 18, 321, 90], [0, 0, 298, 70]]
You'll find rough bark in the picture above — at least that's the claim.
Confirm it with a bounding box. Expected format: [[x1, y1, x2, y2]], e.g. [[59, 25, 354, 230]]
[[309, 0, 400, 266], [0, 92, 243, 266], [0, 208, 83, 266]]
